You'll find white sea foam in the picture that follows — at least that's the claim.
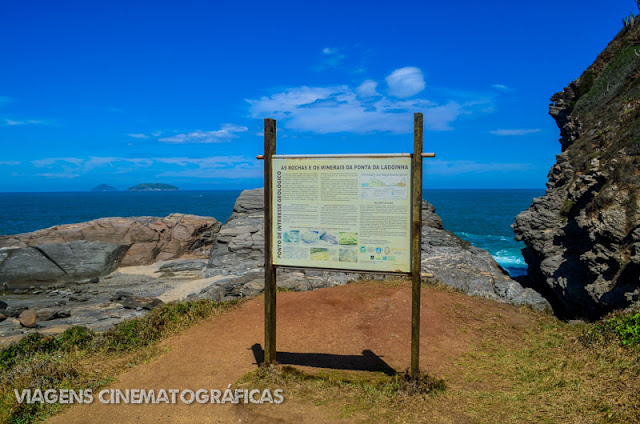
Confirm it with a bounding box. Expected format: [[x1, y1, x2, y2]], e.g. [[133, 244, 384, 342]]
[[493, 249, 525, 267]]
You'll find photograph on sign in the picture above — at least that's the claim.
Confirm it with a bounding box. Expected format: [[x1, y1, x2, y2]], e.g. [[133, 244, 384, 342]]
[[272, 156, 411, 273]]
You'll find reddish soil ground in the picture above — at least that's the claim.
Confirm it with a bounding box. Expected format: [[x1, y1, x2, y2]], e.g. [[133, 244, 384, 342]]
[[47, 281, 533, 423]]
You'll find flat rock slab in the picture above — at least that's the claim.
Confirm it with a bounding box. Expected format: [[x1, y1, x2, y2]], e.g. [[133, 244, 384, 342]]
[[122, 296, 163, 310]]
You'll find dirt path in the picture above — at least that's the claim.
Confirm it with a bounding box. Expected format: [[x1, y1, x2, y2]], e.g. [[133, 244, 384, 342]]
[[47, 281, 533, 423]]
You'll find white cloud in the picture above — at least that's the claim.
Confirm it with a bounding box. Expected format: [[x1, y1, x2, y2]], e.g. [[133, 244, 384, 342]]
[[35, 172, 80, 179], [27, 155, 260, 180], [386, 67, 425, 98], [490, 128, 541, 136], [0, 161, 20, 165], [127, 133, 149, 139], [158, 124, 248, 144], [247, 82, 483, 133], [356, 80, 379, 97], [313, 47, 347, 71], [426, 159, 532, 176], [32, 157, 84, 167], [3, 118, 48, 126], [491, 84, 511, 92]]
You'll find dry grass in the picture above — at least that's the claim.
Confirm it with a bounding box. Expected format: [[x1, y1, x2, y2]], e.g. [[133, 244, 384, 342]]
[[239, 308, 640, 423]]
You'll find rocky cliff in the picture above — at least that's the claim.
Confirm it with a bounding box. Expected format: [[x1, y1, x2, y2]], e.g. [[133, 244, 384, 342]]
[[513, 19, 640, 318]]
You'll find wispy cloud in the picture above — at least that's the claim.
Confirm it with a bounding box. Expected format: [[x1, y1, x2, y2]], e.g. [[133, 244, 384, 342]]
[[386, 67, 425, 98], [426, 159, 533, 175], [247, 69, 489, 134], [27, 155, 260, 180], [491, 84, 511, 92], [0, 161, 20, 165], [313, 47, 348, 71], [490, 128, 541, 136], [32, 157, 85, 167], [35, 172, 80, 179], [3, 118, 50, 126], [156, 156, 260, 179], [127, 133, 149, 139], [158, 124, 248, 143]]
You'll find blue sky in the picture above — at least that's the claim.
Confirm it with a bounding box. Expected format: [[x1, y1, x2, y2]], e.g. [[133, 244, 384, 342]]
[[0, 0, 635, 191]]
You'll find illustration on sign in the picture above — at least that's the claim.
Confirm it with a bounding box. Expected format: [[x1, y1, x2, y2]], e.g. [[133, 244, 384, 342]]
[[272, 156, 412, 273]]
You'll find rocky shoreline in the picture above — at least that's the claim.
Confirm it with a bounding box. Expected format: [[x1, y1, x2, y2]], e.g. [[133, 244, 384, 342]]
[[0, 189, 550, 345]]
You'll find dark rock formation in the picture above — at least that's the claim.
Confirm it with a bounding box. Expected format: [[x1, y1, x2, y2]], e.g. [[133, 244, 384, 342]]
[[37, 308, 71, 321], [0, 241, 128, 288], [205, 188, 550, 311], [122, 296, 163, 310], [513, 20, 640, 318], [0, 214, 221, 268]]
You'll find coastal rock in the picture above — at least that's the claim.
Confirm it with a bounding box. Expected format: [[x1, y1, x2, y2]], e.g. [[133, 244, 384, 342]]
[[0, 213, 222, 268], [122, 296, 163, 310], [513, 20, 640, 318], [204, 188, 550, 311], [206, 188, 265, 276], [0, 242, 128, 289], [0, 313, 6, 322], [19, 309, 37, 328], [158, 259, 207, 273], [37, 308, 71, 321]]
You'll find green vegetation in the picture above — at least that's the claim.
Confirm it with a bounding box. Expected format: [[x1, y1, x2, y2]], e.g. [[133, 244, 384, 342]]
[[126, 183, 179, 191], [581, 311, 640, 347], [560, 198, 576, 217], [0, 299, 237, 424]]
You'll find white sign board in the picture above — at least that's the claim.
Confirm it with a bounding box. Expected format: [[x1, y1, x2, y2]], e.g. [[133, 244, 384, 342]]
[[272, 156, 412, 273]]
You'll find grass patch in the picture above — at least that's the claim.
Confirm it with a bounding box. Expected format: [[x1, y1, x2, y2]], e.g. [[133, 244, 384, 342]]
[[580, 311, 640, 348], [0, 299, 238, 424], [238, 365, 445, 422], [452, 316, 640, 423]]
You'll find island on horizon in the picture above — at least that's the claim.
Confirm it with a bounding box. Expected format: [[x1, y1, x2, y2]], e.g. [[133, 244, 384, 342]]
[[91, 184, 117, 192], [127, 183, 179, 191]]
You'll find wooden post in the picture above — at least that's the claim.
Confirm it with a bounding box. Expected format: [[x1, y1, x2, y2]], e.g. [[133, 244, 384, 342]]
[[410, 113, 423, 378], [264, 118, 277, 365]]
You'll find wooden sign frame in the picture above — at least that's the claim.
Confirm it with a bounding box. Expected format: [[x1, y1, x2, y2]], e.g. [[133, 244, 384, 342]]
[[261, 113, 431, 378]]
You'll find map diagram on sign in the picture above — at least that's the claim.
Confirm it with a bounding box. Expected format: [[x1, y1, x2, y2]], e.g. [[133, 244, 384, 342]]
[[360, 174, 408, 200]]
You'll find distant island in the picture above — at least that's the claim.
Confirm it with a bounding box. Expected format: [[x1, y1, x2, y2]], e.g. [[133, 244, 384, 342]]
[[127, 183, 179, 191], [91, 184, 117, 192]]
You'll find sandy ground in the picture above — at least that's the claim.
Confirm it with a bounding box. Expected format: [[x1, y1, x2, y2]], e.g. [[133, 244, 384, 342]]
[[47, 281, 532, 424]]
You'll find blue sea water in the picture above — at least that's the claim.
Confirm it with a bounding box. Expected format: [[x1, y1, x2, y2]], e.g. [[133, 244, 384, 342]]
[[424, 189, 544, 277], [0, 189, 543, 276]]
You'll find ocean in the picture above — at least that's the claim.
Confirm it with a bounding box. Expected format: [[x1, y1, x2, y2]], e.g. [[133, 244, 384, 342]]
[[0, 189, 543, 276]]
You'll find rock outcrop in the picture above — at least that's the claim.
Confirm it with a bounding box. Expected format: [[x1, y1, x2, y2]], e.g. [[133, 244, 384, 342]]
[[0, 214, 221, 288], [205, 188, 550, 311], [0, 214, 221, 267], [0, 241, 128, 288], [513, 20, 640, 318]]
